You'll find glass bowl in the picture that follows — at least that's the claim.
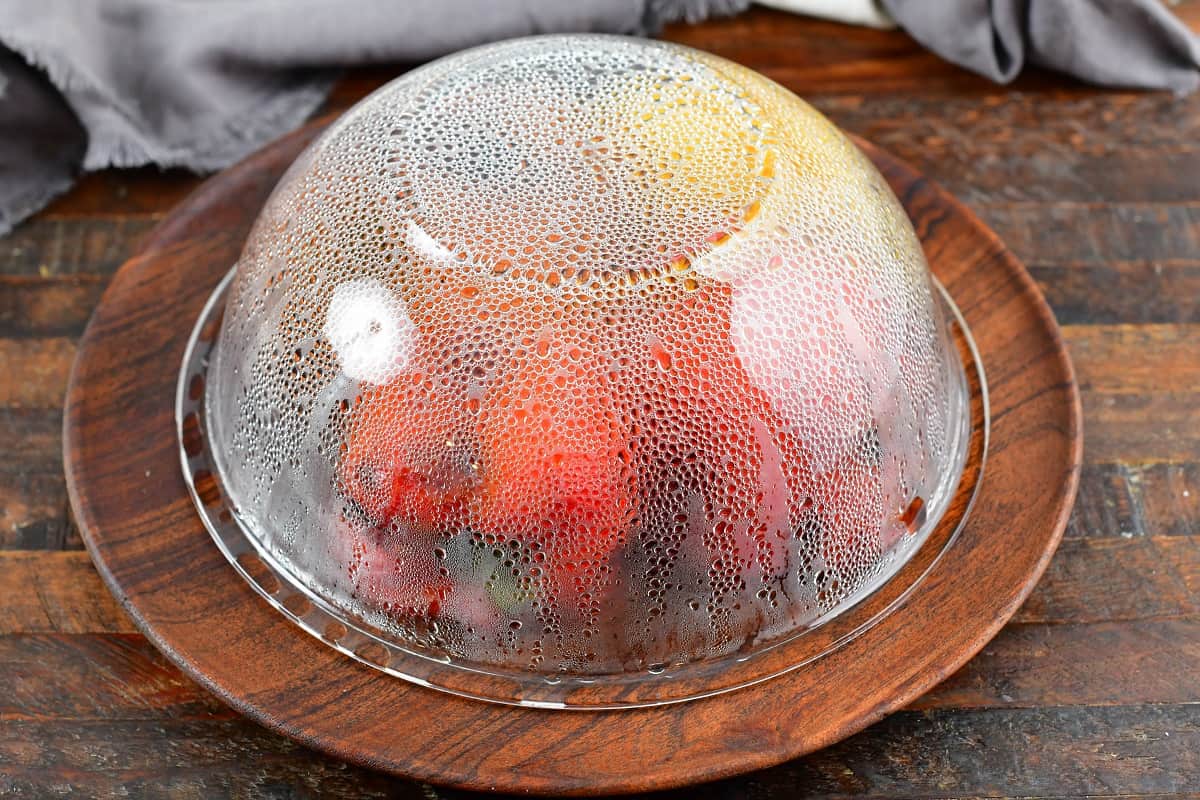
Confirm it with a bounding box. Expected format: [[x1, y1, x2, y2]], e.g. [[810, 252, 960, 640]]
[[177, 34, 984, 709]]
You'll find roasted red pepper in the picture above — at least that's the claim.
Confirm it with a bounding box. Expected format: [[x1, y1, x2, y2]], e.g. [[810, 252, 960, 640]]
[[472, 336, 637, 595]]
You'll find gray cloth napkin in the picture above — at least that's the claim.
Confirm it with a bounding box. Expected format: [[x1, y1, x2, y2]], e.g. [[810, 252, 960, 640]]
[[883, 0, 1200, 94], [1, 0, 1197, 236]]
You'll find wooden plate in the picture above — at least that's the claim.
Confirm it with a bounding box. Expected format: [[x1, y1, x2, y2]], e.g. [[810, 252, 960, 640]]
[[64, 119, 1081, 795]]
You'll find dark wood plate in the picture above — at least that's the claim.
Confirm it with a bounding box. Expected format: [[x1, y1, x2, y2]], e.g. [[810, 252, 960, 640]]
[[64, 118, 1081, 795]]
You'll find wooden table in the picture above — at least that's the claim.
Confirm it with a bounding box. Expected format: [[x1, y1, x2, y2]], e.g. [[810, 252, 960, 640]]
[[3, 8, 1199, 798]]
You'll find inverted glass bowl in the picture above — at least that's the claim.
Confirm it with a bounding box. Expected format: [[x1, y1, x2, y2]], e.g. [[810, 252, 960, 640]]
[[178, 35, 985, 708]]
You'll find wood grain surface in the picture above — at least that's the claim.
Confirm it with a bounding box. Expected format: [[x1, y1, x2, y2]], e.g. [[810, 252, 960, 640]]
[[4, 6, 1199, 798]]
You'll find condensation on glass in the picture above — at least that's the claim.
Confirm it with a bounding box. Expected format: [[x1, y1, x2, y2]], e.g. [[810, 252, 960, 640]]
[[193, 35, 972, 699]]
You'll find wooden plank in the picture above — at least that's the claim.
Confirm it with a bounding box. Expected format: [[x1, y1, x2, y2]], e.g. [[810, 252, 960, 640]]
[[0, 617, 1198, 789], [7, 446, 1198, 555], [1, 534, 1194, 638], [914, 617, 1200, 711], [1065, 324, 1200, 464], [1015, 536, 1200, 625], [0, 276, 108, 338], [1084, 392, 1200, 463], [36, 171, 200, 222], [979, 202, 1200, 266], [1064, 463, 1196, 541], [0, 337, 75, 408], [918, 141, 1200, 205], [4, 214, 1195, 338], [1, 323, 1187, 427], [3, 319, 1196, 547], [1069, 324, 1200, 394], [1065, 462, 1195, 541], [0, 408, 62, 474], [0, 634, 223, 722], [0, 472, 71, 550], [1163, 536, 1200, 600], [11, 130, 1200, 343], [0, 704, 1197, 799], [335, 72, 1200, 210], [2, 609, 1195, 725], [1067, 463, 1146, 540], [14, 255, 1195, 344], [665, 6, 1200, 100], [0, 552, 132, 634], [0, 326, 1175, 426], [665, 12, 1005, 96], [1132, 462, 1200, 539], [6, 212, 1199, 332], [0, 719, 419, 799], [819, 92, 1200, 162], [23, 165, 1200, 279], [1, 217, 158, 277], [0, 614, 1195, 790], [1030, 261, 1200, 325], [0, 409, 77, 550], [727, 704, 1200, 799], [814, 91, 1200, 204]]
